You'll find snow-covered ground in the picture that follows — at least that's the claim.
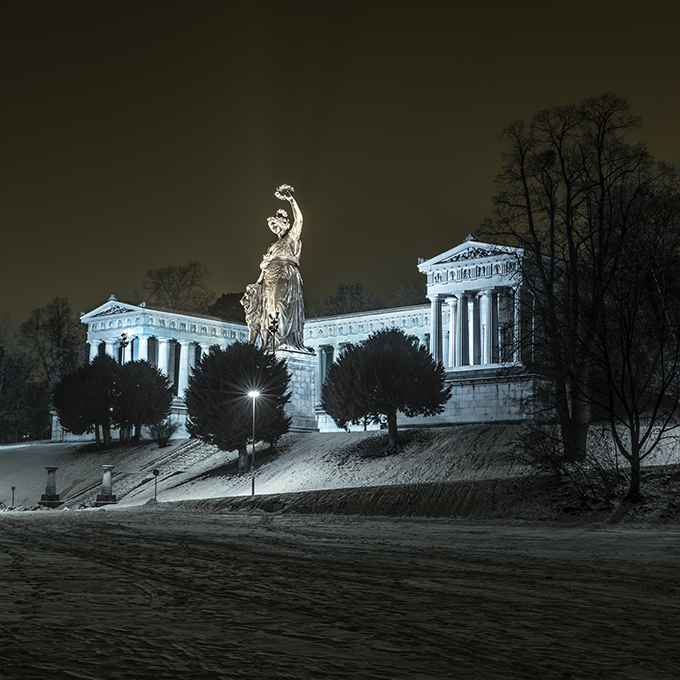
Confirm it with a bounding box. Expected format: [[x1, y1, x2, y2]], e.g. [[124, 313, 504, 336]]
[[2, 427, 680, 678]]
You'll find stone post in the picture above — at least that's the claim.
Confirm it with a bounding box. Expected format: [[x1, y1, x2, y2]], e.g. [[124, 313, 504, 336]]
[[96, 465, 117, 506], [39, 467, 63, 508]]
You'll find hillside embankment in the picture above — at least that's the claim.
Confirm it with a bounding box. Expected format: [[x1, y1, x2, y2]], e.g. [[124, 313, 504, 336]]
[[3, 424, 680, 524]]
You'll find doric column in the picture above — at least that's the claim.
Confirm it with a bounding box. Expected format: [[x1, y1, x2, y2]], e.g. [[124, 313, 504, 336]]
[[513, 287, 522, 364], [105, 340, 117, 359], [428, 295, 443, 364], [137, 335, 149, 362], [446, 297, 457, 368], [122, 338, 132, 364], [455, 293, 465, 366], [481, 289, 493, 365], [467, 295, 476, 366], [89, 342, 99, 361], [493, 291, 502, 363], [177, 341, 191, 397], [157, 338, 170, 377], [316, 347, 324, 405]]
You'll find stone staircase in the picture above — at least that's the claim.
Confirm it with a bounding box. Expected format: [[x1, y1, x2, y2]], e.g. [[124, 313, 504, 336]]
[[63, 439, 221, 507]]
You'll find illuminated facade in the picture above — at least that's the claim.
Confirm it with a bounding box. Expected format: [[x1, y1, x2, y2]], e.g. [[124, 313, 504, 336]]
[[52, 236, 535, 441]]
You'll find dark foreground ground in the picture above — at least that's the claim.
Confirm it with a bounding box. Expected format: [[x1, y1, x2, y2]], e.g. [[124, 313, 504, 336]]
[[1, 506, 679, 679]]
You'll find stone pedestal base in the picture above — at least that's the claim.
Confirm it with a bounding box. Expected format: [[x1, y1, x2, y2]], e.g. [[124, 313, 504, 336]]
[[95, 494, 117, 507], [277, 348, 318, 432], [39, 494, 63, 509]]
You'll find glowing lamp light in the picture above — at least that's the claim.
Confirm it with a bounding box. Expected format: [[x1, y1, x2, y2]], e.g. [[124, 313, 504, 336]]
[[248, 391, 260, 399]]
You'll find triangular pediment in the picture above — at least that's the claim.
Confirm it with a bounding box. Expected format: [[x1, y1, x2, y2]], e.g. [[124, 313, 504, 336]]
[[418, 236, 520, 271], [80, 297, 142, 320]]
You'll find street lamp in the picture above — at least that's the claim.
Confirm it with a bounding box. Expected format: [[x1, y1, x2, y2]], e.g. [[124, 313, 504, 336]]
[[248, 391, 260, 496]]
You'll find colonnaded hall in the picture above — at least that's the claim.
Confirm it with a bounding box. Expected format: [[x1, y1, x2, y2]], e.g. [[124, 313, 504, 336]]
[[52, 235, 538, 440]]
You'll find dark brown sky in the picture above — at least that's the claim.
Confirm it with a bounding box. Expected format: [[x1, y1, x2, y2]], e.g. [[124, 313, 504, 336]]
[[2, 1, 679, 323]]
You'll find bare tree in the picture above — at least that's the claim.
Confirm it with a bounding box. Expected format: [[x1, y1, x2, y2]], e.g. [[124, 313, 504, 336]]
[[20, 297, 87, 392], [391, 281, 428, 307], [482, 93, 655, 463], [483, 93, 680, 500], [137, 261, 216, 313], [586, 169, 680, 501], [307, 283, 382, 318]]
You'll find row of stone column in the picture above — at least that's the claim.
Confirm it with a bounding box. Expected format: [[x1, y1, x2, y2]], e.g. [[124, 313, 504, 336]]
[[429, 287, 521, 368], [90, 336, 213, 397]]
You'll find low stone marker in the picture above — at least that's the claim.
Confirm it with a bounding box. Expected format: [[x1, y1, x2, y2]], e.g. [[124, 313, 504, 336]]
[[95, 465, 117, 506], [39, 467, 63, 508]]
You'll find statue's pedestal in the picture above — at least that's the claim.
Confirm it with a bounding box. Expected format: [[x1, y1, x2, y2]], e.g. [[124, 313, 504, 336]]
[[277, 348, 319, 432]]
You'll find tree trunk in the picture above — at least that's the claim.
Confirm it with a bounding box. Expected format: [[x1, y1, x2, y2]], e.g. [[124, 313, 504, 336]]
[[95, 425, 101, 446], [561, 418, 589, 463], [624, 456, 643, 503], [102, 424, 111, 447], [386, 410, 398, 454], [238, 446, 249, 472]]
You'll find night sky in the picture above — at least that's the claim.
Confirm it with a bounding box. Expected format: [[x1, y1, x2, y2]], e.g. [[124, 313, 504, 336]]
[[2, 1, 679, 324]]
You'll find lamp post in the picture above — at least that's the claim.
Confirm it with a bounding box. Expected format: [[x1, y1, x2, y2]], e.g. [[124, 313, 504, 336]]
[[248, 391, 260, 496]]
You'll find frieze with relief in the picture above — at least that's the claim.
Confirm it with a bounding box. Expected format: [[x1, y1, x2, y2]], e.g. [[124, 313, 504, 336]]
[[437, 246, 504, 264], [90, 305, 133, 317], [431, 259, 516, 285]]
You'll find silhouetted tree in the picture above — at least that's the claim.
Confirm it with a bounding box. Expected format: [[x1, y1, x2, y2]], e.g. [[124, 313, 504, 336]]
[[52, 362, 98, 438], [392, 281, 428, 307], [585, 172, 680, 501], [208, 292, 246, 322], [481, 93, 661, 463], [185, 343, 291, 470], [137, 261, 216, 312], [321, 328, 451, 452], [54, 356, 173, 446], [90, 354, 118, 446], [20, 297, 87, 393], [0, 315, 51, 442], [307, 283, 382, 318], [114, 361, 173, 444]]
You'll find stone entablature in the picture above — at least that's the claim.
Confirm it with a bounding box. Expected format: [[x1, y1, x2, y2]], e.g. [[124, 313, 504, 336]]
[[304, 305, 431, 345], [86, 297, 247, 349]]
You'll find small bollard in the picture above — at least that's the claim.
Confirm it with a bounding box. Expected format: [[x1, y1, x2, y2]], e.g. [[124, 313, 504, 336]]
[[39, 467, 63, 508], [11, 486, 15, 507], [153, 469, 159, 502], [95, 465, 117, 507]]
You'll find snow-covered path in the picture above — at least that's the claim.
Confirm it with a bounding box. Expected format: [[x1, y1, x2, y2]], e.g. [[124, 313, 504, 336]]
[[1, 508, 679, 679]]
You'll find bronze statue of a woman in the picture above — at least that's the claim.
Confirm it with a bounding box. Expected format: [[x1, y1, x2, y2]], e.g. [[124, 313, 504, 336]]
[[242, 184, 307, 352]]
